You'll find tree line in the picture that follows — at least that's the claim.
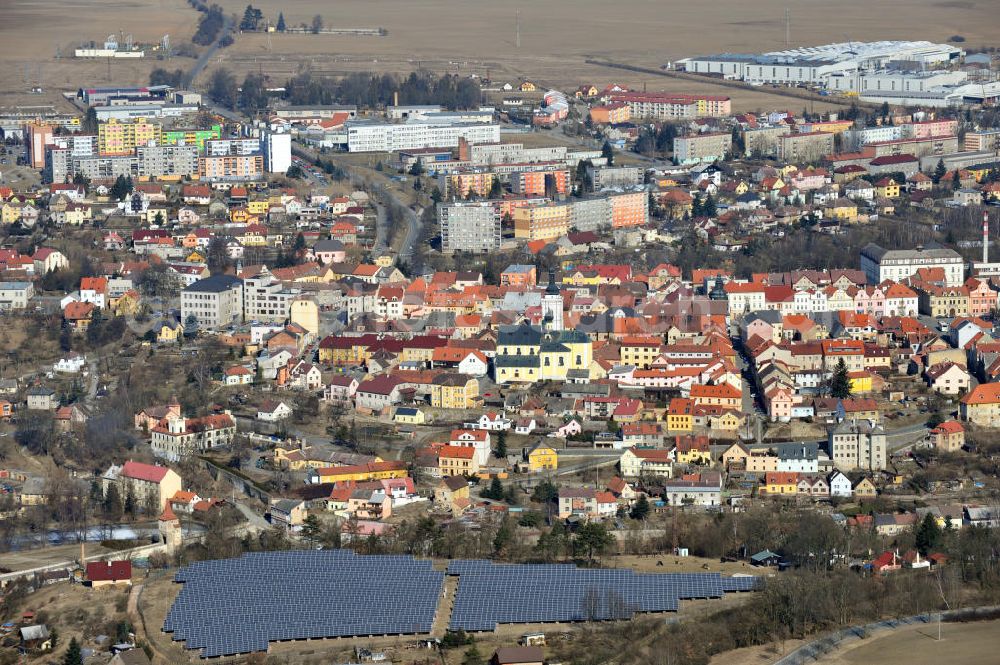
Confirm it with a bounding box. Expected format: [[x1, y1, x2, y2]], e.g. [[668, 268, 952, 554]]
[[284, 70, 482, 110]]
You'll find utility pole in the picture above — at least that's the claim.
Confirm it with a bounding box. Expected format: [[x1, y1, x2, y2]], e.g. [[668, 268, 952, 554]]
[[784, 8, 790, 48], [515, 10, 521, 50]]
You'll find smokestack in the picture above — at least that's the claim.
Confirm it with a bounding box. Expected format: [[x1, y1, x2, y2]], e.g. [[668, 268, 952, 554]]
[[984, 211, 990, 264], [393, 91, 398, 107]]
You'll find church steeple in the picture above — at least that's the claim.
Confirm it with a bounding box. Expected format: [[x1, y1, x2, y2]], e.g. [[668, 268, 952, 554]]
[[541, 268, 564, 331]]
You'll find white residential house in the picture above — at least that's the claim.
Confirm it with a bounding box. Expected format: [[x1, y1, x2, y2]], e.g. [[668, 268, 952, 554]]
[[449, 428, 491, 467], [828, 470, 853, 498], [473, 412, 512, 431], [550, 419, 583, 438], [457, 351, 489, 377], [324, 376, 359, 402], [257, 400, 293, 422], [223, 366, 254, 386], [514, 418, 537, 435], [53, 353, 86, 374], [619, 447, 673, 478]]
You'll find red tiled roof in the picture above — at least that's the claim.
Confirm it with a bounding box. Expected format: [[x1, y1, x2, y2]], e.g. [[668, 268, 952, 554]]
[[122, 461, 170, 483]]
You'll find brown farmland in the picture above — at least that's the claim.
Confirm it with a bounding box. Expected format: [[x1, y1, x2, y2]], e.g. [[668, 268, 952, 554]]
[[0, 0, 997, 112]]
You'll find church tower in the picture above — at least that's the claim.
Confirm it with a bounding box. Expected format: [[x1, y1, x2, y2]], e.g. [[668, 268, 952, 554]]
[[541, 268, 564, 331]]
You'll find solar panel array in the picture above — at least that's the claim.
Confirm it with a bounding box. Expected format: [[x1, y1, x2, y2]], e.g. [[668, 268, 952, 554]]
[[447, 560, 758, 631], [164, 550, 444, 658], [163, 551, 761, 655]]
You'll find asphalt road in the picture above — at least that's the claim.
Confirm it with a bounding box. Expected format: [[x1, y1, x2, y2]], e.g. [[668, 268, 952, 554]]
[[183, 14, 235, 89]]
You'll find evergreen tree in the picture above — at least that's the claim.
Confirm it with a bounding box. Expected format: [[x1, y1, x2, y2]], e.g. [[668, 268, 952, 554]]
[[63, 637, 83, 665], [933, 159, 946, 184], [276, 12, 286, 31], [952, 170, 961, 190], [483, 477, 504, 500], [601, 140, 615, 166], [462, 644, 482, 665], [430, 187, 442, 204], [829, 358, 853, 399], [915, 512, 942, 555], [103, 482, 121, 519], [691, 194, 704, 217], [124, 488, 136, 517], [489, 178, 503, 198], [629, 494, 650, 521], [494, 430, 507, 459], [703, 193, 717, 217], [302, 514, 321, 543]]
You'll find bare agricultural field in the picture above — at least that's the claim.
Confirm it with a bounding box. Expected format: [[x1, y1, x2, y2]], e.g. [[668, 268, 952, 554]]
[[211, 0, 998, 111], [0, 0, 197, 107], [2, 0, 996, 113]]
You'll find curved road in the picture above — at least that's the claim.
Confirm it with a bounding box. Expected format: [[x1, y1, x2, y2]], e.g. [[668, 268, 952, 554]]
[[182, 13, 235, 89]]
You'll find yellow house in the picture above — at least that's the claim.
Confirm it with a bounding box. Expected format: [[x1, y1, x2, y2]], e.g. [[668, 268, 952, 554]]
[[247, 200, 270, 215], [666, 398, 694, 432], [431, 375, 479, 410], [519, 80, 537, 92], [828, 198, 860, 223], [394, 407, 426, 425], [853, 476, 877, 498], [527, 442, 558, 472], [709, 411, 743, 431], [1, 202, 23, 224], [848, 372, 873, 394], [761, 472, 799, 495], [111, 291, 140, 317], [875, 177, 901, 198], [155, 320, 181, 343], [186, 250, 206, 263], [438, 445, 479, 477], [513, 202, 569, 241], [241, 226, 268, 246], [230, 208, 251, 223], [374, 253, 395, 268], [674, 440, 712, 465]]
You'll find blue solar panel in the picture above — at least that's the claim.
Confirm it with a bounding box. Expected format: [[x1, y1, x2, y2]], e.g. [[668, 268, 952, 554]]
[[446, 562, 754, 631], [164, 550, 444, 657]]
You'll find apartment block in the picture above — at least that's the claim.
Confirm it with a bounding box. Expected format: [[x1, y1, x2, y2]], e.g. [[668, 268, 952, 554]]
[[438, 201, 501, 253], [243, 268, 301, 323], [199, 154, 264, 181], [964, 129, 1000, 152], [137, 145, 198, 178], [673, 132, 733, 164], [510, 168, 570, 196], [513, 202, 570, 241], [608, 191, 649, 228], [827, 419, 886, 471], [98, 119, 161, 156], [776, 132, 835, 163], [609, 93, 731, 120], [181, 275, 244, 329], [440, 171, 497, 199]]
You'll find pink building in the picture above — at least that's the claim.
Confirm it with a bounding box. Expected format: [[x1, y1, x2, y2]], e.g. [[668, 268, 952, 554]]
[[909, 119, 959, 140]]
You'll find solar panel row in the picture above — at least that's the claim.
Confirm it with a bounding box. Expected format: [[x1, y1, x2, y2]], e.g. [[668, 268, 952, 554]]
[[164, 550, 444, 658], [447, 561, 756, 632]]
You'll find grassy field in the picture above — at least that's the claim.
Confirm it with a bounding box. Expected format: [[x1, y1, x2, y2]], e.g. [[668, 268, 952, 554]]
[[811, 619, 1000, 665], [0, 0, 995, 114]]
